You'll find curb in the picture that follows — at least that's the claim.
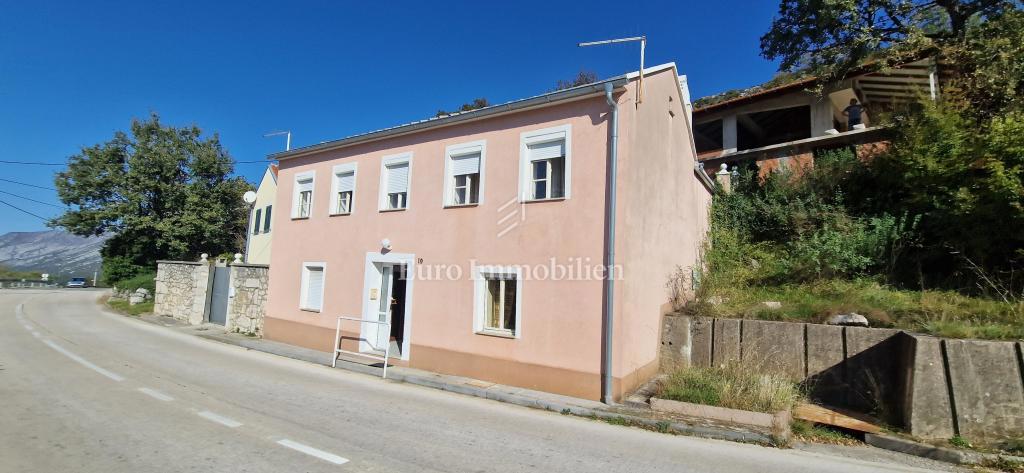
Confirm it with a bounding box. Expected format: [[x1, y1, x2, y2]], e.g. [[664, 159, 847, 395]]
[[184, 326, 775, 445], [865, 433, 1024, 466], [865, 433, 977, 464]]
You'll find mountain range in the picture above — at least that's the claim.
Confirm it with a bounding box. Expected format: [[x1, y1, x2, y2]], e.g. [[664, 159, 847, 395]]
[[0, 230, 107, 279]]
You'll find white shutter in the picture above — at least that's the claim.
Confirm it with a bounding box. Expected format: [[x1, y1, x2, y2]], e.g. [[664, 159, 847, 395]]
[[305, 267, 324, 310], [450, 153, 480, 176], [528, 140, 564, 161], [296, 178, 313, 192], [387, 162, 409, 193], [336, 171, 355, 192]]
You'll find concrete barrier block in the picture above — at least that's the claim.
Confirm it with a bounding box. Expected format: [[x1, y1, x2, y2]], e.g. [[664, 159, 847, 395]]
[[904, 335, 956, 439], [740, 319, 805, 380], [843, 327, 902, 421], [712, 319, 741, 366], [806, 324, 845, 404], [945, 339, 1024, 439], [660, 314, 692, 370], [690, 316, 713, 368]]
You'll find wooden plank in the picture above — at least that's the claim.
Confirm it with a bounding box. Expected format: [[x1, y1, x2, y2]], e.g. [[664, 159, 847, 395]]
[[794, 403, 882, 433]]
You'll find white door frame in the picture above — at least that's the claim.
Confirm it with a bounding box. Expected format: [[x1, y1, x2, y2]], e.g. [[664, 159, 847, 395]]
[[360, 251, 415, 361]]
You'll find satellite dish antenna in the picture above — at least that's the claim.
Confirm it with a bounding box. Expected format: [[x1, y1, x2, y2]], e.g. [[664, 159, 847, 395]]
[[243, 191, 257, 204]]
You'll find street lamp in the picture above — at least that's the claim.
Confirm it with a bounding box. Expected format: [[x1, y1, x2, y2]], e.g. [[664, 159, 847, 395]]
[[578, 36, 646, 104], [264, 130, 292, 151], [242, 190, 257, 263]]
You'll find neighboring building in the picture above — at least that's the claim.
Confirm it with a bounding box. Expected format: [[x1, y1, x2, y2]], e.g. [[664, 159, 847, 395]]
[[692, 58, 942, 175], [246, 164, 277, 265], [263, 63, 713, 401]]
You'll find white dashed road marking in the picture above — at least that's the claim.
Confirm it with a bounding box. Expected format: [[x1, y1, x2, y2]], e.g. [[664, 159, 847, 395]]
[[276, 439, 350, 465], [138, 387, 174, 402], [197, 410, 243, 428], [42, 340, 125, 382]]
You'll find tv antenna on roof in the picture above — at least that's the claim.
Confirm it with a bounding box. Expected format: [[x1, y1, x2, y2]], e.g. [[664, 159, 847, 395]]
[[264, 130, 292, 151], [578, 35, 646, 105]]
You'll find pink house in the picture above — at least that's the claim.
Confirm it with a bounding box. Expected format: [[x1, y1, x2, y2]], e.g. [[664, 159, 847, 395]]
[[264, 63, 713, 402]]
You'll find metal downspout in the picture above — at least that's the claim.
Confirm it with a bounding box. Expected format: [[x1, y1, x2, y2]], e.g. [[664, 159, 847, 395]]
[[601, 82, 619, 404]]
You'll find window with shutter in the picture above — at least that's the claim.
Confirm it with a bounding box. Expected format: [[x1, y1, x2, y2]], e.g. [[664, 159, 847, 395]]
[[444, 142, 485, 207], [383, 160, 410, 210], [301, 264, 325, 312], [263, 205, 272, 233], [334, 171, 355, 214], [520, 125, 570, 202], [528, 140, 566, 200], [293, 173, 315, 218]]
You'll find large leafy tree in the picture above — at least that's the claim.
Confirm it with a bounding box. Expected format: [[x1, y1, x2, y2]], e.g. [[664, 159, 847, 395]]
[[760, 0, 1016, 75], [52, 114, 251, 281]]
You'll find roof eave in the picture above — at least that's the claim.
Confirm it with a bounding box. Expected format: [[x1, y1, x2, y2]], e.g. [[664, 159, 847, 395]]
[[269, 76, 633, 162]]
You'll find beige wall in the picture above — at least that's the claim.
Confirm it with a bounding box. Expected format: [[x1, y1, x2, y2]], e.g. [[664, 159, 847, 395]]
[[247, 167, 276, 265]]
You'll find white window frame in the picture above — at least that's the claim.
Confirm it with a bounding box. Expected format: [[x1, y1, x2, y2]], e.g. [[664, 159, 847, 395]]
[[519, 124, 571, 202], [378, 152, 413, 211], [329, 162, 358, 215], [291, 171, 316, 219], [299, 262, 327, 313], [473, 265, 523, 338], [442, 140, 486, 207]]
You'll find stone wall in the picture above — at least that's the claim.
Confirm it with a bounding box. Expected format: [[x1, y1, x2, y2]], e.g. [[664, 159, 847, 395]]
[[661, 314, 1024, 440], [225, 263, 269, 336], [154, 261, 212, 325]]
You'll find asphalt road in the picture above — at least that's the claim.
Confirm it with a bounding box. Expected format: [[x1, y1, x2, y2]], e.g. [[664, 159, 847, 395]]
[[0, 289, 953, 472]]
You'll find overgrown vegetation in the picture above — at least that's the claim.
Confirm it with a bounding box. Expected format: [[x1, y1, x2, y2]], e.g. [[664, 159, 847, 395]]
[[684, 10, 1024, 340], [112, 272, 156, 293], [657, 362, 802, 413], [791, 419, 859, 445], [107, 298, 154, 316]]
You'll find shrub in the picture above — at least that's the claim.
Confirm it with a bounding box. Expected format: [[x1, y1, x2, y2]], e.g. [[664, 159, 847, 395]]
[[113, 272, 155, 293], [101, 255, 147, 287]]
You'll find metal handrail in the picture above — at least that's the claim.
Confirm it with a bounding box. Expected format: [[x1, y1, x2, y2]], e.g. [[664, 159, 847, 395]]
[[332, 316, 391, 379]]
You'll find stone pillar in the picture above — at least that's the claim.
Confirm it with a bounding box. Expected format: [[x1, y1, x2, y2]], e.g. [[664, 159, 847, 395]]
[[716, 163, 732, 193], [722, 115, 738, 153]]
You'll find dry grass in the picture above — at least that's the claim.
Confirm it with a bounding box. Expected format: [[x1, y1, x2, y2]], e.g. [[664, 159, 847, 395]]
[[657, 362, 802, 414]]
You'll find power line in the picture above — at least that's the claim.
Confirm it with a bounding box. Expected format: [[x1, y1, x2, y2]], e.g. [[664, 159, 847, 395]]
[[0, 198, 51, 221], [0, 178, 57, 191], [0, 159, 273, 165], [0, 189, 63, 208], [0, 160, 65, 166]]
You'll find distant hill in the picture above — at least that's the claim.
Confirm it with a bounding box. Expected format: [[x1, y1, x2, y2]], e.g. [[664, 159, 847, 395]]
[[0, 230, 107, 279]]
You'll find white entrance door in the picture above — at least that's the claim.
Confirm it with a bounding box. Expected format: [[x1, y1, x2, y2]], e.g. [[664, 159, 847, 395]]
[[373, 264, 393, 350], [360, 252, 414, 360]]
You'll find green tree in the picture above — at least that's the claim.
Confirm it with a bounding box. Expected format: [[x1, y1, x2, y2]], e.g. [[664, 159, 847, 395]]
[[760, 0, 1015, 75], [52, 114, 251, 281], [554, 70, 598, 90], [435, 97, 490, 117]]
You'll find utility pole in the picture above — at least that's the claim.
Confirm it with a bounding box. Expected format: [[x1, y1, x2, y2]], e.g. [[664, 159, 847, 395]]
[[578, 36, 646, 105]]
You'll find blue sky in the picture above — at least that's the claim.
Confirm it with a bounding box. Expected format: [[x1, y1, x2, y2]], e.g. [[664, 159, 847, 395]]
[[0, 0, 781, 233]]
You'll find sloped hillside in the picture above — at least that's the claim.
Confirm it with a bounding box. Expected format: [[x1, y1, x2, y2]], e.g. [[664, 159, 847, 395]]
[[0, 230, 107, 278]]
